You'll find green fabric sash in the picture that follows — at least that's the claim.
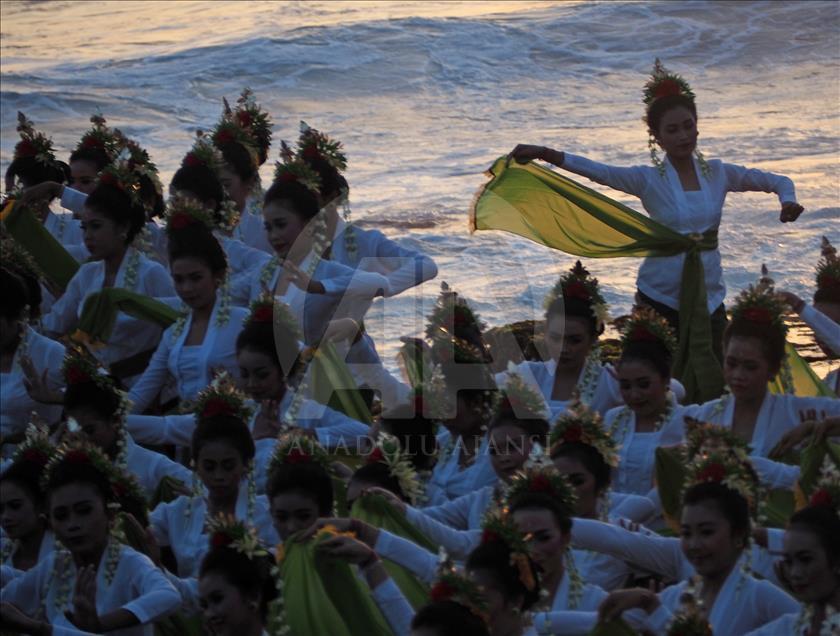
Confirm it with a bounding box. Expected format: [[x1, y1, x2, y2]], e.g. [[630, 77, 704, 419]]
[[471, 156, 724, 402], [280, 535, 393, 635], [351, 493, 433, 609], [1, 198, 80, 291], [309, 341, 373, 424], [77, 288, 182, 344], [769, 343, 835, 397]]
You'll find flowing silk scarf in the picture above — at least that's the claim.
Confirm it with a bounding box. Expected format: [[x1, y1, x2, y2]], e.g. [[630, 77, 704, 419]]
[[471, 157, 724, 403]]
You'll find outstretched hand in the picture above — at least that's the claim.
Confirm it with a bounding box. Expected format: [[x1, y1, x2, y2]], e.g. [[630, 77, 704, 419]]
[[779, 201, 804, 223], [507, 144, 546, 165]]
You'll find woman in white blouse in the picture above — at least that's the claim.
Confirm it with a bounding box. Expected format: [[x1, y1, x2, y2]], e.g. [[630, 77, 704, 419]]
[[42, 169, 175, 387], [509, 60, 804, 362], [128, 204, 248, 413]]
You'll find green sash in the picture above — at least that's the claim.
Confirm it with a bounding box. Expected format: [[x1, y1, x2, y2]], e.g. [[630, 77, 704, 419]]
[[471, 157, 724, 402], [310, 342, 373, 424], [769, 343, 835, 397], [77, 287, 182, 343], [1, 198, 79, 291]]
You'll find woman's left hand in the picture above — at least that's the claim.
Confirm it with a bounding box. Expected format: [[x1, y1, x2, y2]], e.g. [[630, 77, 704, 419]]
[[21, 356, 63, 405], [317, 534, 378, 565], [779, 201, 804, 223], [284, 261, 325, 294], [65, 565, 102, 633]]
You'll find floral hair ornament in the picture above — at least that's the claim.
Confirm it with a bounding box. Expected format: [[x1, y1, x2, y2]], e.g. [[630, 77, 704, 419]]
[[114, 131, 164, 204], [0, 234, 45, 284], [503, 464, 578, 518], [267, 431, 332, 478], [425, 281, 488, 351], [545, 261, 609, 333], [230, 88, 272, 165], [296, 121, 348, 172], [549, 400, 619, 468], [683, 417, 751, 462], [365, 432, 425, 505], [194, 371, 254, 423], [97, 149, 144, 209], [808, 456, 840, 511], [75, 112, 121, 163], [61, 345, 132, 424], [13, 420, 55, 470], [816, 235, 840, 295], [412, 363, 456, 421], [163, 193, 217, 234], [480, 509, 538, 593], [620, 306, 677, 355], [273, 140, 322, 195], [14, 112, 58, 166], [429, 554, 490, 626], [730, 270, 788, 337], [42, 438, 117, 498], [213, 100, 260, 168], [684, 451, 761, 516], [206, 514, 268, 558], [497, 362, 549, 421]]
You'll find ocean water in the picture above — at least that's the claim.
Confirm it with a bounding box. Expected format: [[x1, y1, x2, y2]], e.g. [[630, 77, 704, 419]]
[[2, 0, 838, 372]]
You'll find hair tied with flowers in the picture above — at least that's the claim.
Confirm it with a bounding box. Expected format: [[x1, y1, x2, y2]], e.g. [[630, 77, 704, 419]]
[[429, 553, 490, 626], [273, 140, 322, 195], [14, 420, 55, 470], [75, 112, 121, 163], [14, 112, 58, 167], [685, 452, 760, 516], [61, 345, 132, 424], [504, 464, 578, 518], [808, 456, 840, 511], [213, 98, 260, 168], [621, 306, 677, 355], [206, 514, 268, 559], [164, 194, 218, 234], [480, 509, 538, 593], [683, 418, 751, 463], [816, 236, 840, 294], [643, 58, 696, 111], [268, 432, 332, 479], [41, 439, 116, 499], [194, 371, 253, 423], [549, 400, 619, 468], [499, 362, 549, 421], [297, 121, 348, 171], [365, 433, 425, 505], [730, 273, 788, 336], [425, 282, 488, 351], [545, 261, 609, 333], [97, 150, 144, 209]]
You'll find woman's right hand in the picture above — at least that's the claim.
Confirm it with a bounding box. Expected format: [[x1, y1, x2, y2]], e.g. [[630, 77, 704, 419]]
[[598, 588, 661, 621], [16, 181, 63, 207], [507, 144, 547, 165]]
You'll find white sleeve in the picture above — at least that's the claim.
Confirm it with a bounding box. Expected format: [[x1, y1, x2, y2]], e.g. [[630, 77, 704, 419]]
[[609, 493, 657, 524], [125, 414, 196, 447], [162, 572, 200, 616], [296, 400, 370, 448], [370, 576, 415, 636], [531, 611, 598, 635], [722, 162, 797, 204], [417, 492, 473, 528], [42, 271, 84, 335], [60, 187, 88, 214], [363, 232, 438, 297], [0, 556, 48, 615], [127, 331, 173, 413], [373, 530, 438, 585], [800, 304, 840, 356], [750, 456, 800, 490], [149, 501, 174, 546], [570, 518, 686, 581], [404, 506, 481, 559], [560, 153, 650, 198], [321, 269, 389, 298], [120, 551, 181, 624]]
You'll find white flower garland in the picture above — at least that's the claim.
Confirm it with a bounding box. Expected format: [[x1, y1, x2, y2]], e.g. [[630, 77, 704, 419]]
[[169, 280, 232, 341], [576, 347, 603, 407], [122, 248, 141, 291], [609, 391, 676, 440], [793, 604, 840, 636], [47, 539, 122, 615]]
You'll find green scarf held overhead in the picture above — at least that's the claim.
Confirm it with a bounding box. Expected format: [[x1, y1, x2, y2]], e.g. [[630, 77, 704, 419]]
[[471, 156, 724, 403], [279, 535, 393, 635], [1, 198, 80, 291]]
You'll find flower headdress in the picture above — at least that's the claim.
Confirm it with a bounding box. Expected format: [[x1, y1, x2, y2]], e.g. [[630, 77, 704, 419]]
[[684, 452, 760, 514], [730, 274, 788, 337], [97, 151, 144, 208], [14, 112, 58, 166], [503, 464, 578, 517], [808, 456, 840, 511], [683, 417, 751, 462], [116, 132, 164, 207], [268, 432, 332, 476], [816, 236, 840, 295], [425, 282, 487, 349], [296, 121, 348, 172], [621, 306, 677, 355], [230, 88, 272, 165], [643, 58, 696, 112], [213, 104, 260, 168], [42, 439, 116, 497], [75, 113, 121, 163], [666, 595, 713, 636], [62, 345, 132, 424], [245, 293, 303, 342], [365, 433, 425, 505], [13, 421, 55, 470], [429, 560, 489, 625], [164, 193, 217, 234], [273, 141, 322, 195], [480, 509, 538, 593], [545, 261, 609, 333], [206, 514, 268, 558], [549, 401, 619, 467], [0, 234, 45, 283], [412, 363, 456, 421], [182, 130, 225, 176], [497, 362, 549, 421], [194, 371, 254, 422]]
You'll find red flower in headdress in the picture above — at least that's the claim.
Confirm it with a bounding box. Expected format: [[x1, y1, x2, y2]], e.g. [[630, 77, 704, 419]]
[[15, 139, 36, 158], [66, 366, 90, 385], [285, 448, 311, 464], [237, 111, 252, 127], [202, 397, 233, 419], [252, 306, 273, 323], [430, 581, 455, 602], [367, 448, 385, 464], [697, 462, 727, 483], [818, 273, 840, 289], [278, 172, 298, 183], [629, 326, 658, 343], [563, 281, 591, 301], [654, 78, 682, 99], [742, 307, 772, 324], [82, 135, 103, 149], [22, 448, 49, 466], [65, 449, 90, 464], [169, 213, 193, 231], [302, 144, 319, 161], [529, 474, 551, 493], [562, 426, 583, 443], [99, 172, 119, 188], [211, 532, 233, 548], [215, 129, 234, 145], [112, 481, 128, 498], [184, 153, 203, 168], [481, 529, 501, 545], [810, 489, 833, 508]]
